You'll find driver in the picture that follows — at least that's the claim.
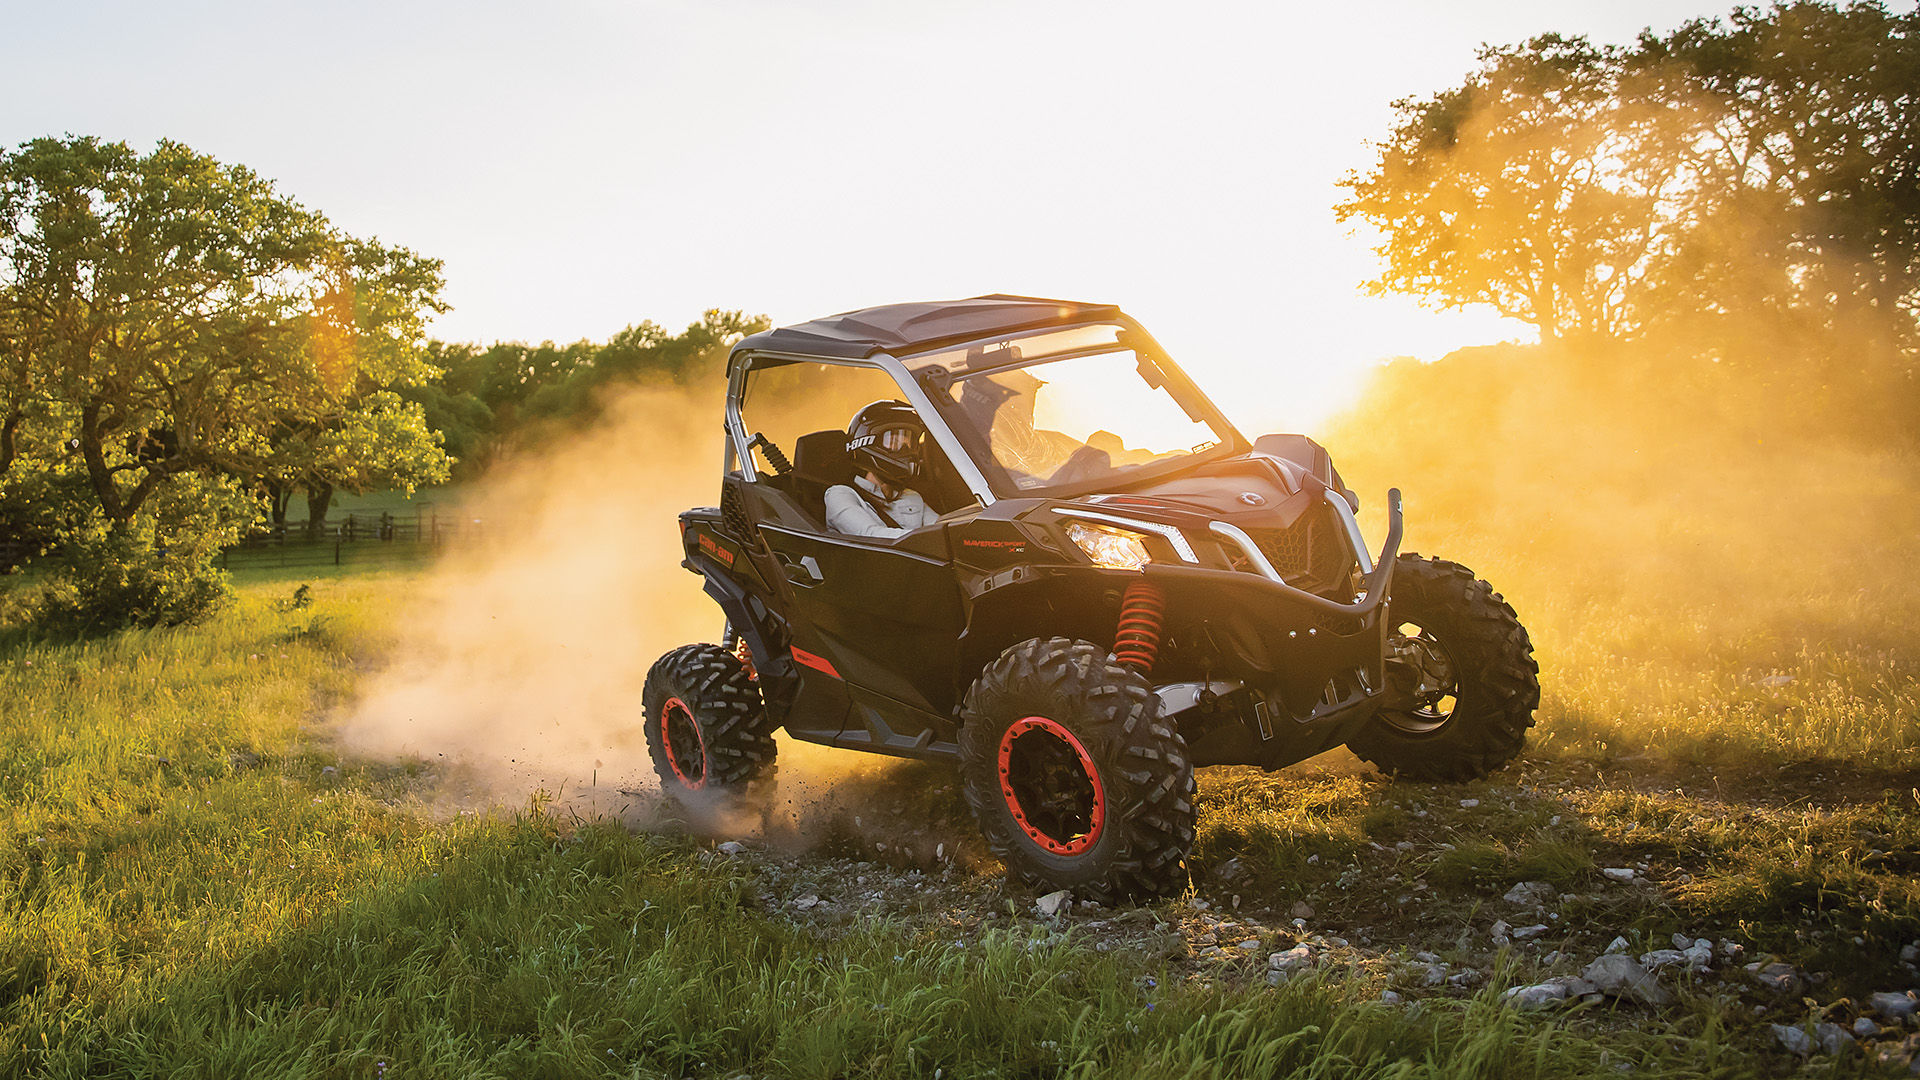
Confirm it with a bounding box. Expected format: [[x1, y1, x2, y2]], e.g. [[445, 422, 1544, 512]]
[[825, 400, 942, 538]]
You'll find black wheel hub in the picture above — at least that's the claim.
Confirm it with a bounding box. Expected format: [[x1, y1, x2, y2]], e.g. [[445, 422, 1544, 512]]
[[660, 699, 707, 787], [998, 717, 1105, 856], [1383, 624, 1460, 733]]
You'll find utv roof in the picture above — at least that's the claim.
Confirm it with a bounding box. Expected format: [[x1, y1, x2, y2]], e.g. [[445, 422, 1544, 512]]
[[734, 294, 1123, 363]]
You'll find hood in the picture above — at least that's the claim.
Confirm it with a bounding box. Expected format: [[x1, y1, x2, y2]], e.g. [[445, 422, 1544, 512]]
[[1078, 453, 1325, 531]]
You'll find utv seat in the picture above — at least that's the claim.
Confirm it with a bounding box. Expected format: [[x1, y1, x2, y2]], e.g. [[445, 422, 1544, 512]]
[[792, 429, 857, 530]]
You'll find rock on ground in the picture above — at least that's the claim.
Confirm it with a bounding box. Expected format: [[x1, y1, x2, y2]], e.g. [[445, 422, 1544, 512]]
[[1503, 881, 1556, 906], [1871, 991, 1918, 1022], [1035, 889, 1072, 917], [1772, 1024, 1812, 1056], [1503, 976, 1598, 1009], [1748, 961, 1803, 997], [1582, 954, 1674, 1006], [1268, 945, 1313, 972], [1813, 1022, 1855, 1056]]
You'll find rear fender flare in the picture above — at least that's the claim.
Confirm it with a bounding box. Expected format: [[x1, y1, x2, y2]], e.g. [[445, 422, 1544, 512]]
[[699, 563, 779, 672]]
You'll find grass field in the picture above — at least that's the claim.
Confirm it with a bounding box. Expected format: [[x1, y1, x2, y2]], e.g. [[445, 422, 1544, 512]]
[[322, 487, 463, 523], [1, 541, 1916, 1076]]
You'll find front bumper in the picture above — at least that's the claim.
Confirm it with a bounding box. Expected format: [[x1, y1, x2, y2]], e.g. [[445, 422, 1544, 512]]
[[1142, 489, 1405, 768]]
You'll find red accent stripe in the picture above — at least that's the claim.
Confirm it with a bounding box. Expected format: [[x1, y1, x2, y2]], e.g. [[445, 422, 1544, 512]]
[[789, 646, 841, 679]]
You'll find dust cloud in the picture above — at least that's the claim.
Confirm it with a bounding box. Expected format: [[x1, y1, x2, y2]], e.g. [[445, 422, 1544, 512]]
[[335, 385, 720, 811], [1315, 336, 1920, 685], [335, 383, 938, 848]]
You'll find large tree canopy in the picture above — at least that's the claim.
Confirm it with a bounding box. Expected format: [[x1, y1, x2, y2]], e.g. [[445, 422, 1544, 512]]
[[1337, 35, 1672, 343], [1337, 1, 1918, 429], [0, 136, 447, 522], [0, 135, 447, 627]]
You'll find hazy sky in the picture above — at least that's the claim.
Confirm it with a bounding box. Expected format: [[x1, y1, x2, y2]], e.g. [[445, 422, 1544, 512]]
[[3, 0, 1831, 429]]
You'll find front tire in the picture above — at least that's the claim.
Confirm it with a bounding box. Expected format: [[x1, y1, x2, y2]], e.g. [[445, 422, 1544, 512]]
[[959, 637, 1195, 902], [1348, 554, 1540, 782], [642, 644, 775, 806]]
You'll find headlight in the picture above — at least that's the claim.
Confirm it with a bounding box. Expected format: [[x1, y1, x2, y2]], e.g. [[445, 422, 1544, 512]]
[[1066, 521, 1152, 571]]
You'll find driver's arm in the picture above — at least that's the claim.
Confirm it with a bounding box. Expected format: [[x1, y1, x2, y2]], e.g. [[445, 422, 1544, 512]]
[[824, 484, 910, 539]]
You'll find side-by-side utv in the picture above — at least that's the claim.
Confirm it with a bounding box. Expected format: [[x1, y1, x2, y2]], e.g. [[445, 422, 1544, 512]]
[[644, 295, 1539, 900]]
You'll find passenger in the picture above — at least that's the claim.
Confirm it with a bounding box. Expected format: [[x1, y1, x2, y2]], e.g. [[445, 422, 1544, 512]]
[[826, 401, 942, 538]]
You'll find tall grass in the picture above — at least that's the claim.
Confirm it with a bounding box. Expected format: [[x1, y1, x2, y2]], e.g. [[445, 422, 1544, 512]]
[[0, 572, 1786, 1078]]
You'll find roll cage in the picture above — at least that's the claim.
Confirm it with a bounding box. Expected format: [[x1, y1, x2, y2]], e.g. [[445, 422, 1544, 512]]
[[723, 316, 1253, 513]]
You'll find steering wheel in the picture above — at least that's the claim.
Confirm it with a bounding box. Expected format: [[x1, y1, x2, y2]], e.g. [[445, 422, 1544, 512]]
[[1046, 445, 1113, 486]]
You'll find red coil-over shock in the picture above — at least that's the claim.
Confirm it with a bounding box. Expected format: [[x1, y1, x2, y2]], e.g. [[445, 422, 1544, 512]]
[[1112, 579, 1166, 673]]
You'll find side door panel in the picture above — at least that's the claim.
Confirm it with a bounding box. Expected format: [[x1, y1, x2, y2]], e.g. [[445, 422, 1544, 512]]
[[732, 482, 851, 742], [759, 525, 966, 720]]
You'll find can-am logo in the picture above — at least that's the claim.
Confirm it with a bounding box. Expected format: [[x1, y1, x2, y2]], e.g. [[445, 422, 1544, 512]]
[[848, 435, 877, 450], [696, 532, 736, 567]]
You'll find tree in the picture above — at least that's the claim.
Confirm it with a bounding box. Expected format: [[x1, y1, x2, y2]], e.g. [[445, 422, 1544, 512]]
[[517, 309, 768, 427], [1337, 35, 1675, 343], [253, 237, 452, 534], [1637, 2, 1920, 421], [261, 391, 452, 536], [0, 135, 445, 627], [1337, 2, 1920, 435], [394, 309, 770, 474]]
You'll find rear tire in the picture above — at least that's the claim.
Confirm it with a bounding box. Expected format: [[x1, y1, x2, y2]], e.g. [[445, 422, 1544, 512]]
[[642, 644, 775, 806], [1348, 554, 1539, 782], [959, 637, 1195, 902]]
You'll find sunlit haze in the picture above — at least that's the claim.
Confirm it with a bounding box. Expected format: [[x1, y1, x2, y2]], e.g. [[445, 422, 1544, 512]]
[[5, 0, 1794, 431]]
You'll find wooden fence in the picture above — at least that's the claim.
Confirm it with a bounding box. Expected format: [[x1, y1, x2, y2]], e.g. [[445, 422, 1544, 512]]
[[3, 509, 480, 574], [219, 508, 479, 569]]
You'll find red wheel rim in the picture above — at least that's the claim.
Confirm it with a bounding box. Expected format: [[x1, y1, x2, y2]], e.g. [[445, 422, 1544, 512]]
[[996, 716, 1105, 856], [659, 697, 707, 790]]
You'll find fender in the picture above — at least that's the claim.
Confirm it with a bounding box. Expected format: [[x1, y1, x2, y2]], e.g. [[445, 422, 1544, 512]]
[[694, 555, 779, 675]]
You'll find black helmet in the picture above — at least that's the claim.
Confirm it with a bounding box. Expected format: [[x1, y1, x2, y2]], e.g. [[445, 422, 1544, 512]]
[[847, 400, 925, 488]]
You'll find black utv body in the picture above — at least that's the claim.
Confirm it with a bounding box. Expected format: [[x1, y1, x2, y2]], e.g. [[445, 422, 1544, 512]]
[[645, 296, 1539, 900]]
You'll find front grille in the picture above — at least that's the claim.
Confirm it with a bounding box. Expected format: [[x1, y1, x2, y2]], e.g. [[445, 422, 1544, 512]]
[[1247, 503, 1355, 598]]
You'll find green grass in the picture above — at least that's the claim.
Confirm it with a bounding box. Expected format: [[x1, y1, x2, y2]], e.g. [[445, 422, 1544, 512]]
[[321, 486, 462, 521], [0, 570, 1830, 1078]]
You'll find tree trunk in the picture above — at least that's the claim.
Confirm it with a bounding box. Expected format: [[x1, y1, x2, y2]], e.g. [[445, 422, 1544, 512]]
[[264, 480, 291, 531], [0, 411, 20, 478], [77, 401, 125, 521], [304, 482, 334, 540]]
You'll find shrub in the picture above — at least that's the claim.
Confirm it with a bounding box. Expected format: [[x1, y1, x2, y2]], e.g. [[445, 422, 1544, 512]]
[[32, 474, 258, 635]]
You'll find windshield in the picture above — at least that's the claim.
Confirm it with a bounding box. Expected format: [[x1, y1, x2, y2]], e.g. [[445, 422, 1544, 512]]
[[939, 348, 1231, 496]]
